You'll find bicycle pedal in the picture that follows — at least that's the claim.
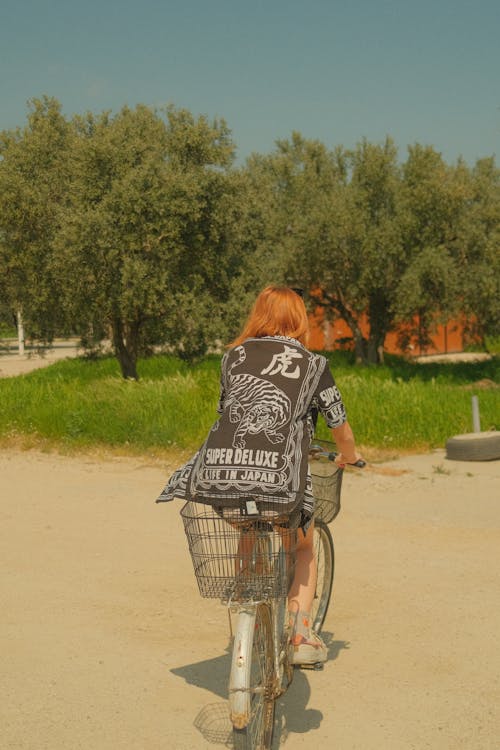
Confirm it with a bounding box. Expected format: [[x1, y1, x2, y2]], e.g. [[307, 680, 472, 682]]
[[295, 662, 325, 671]]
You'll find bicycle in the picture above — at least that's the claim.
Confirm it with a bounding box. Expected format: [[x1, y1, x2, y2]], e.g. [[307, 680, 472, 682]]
[[180, 441, 363, 749]]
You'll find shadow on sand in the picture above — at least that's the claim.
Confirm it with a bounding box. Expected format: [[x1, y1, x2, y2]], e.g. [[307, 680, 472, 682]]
[[170, 631, 349, 748]]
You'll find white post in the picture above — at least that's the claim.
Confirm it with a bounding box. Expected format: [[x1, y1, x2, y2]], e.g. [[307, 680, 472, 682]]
[[471, 395, 481, 433], [16, 309, 25, 356]]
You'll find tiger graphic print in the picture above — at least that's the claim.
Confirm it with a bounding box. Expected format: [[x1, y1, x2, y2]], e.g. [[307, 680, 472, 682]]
[[224, 373, 291, 449], [156, 335, 346, 515]]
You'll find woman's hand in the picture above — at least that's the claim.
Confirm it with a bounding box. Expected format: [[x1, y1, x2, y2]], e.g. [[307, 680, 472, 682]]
[[335, 451, 365, 468]]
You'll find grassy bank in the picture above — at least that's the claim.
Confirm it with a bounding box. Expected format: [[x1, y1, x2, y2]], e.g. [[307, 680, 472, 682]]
[[0, 352, 498, 456]]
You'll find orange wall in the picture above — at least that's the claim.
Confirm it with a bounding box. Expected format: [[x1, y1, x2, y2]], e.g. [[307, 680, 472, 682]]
[[308, 308, 465, 356]]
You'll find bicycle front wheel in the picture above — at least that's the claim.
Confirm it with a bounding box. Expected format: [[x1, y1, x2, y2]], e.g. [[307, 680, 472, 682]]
[[311, 521, 334, 633], [231, 603, 275, 750]]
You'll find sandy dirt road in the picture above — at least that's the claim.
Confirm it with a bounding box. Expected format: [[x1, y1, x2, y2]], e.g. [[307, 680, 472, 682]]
[[0, 340, 83, 378], [1, 447, 499, 750]]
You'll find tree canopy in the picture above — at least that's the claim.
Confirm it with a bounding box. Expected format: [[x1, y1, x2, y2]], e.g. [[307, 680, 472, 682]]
[[1, 97, 498, 373], [0, 97, 73, 341]]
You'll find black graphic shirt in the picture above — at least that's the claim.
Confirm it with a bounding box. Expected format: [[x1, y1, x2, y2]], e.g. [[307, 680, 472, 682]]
[[156, 336, 347, 515]]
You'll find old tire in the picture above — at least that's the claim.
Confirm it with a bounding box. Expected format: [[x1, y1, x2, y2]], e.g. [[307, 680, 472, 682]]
[[446, 431, 500, 461]]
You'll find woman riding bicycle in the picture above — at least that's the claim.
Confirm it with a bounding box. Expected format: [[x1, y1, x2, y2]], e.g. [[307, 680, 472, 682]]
[[156, 285, 363, 665]]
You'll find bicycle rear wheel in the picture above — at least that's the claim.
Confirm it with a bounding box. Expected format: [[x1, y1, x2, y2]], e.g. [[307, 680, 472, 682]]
[[232, 603, 275, 749], [311, 521, 334, 633]]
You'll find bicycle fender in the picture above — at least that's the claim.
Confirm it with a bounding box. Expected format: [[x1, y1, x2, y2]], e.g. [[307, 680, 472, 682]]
[[228, 606, 257, 729]]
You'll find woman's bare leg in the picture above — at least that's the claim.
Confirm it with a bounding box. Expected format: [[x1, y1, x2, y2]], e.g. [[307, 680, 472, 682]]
[[287, 521, 317, 641]]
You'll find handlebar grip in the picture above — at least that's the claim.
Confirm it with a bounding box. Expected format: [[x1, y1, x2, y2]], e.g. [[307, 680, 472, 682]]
[[309, 445, 366, 468]]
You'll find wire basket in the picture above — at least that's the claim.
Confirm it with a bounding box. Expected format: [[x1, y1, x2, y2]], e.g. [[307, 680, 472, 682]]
[[180, 502, 298, 601], [310, 441, 343, 524]]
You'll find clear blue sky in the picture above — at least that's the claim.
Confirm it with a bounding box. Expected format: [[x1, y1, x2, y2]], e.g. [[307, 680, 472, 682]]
[[1, 0, 499, 164]]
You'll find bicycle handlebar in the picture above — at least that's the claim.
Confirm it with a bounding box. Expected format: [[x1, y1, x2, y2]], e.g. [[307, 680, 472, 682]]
[[309, 444, 366, 469]]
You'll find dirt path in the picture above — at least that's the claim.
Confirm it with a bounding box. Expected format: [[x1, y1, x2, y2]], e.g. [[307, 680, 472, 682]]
[[1, 447, 499, 749], [0, 339, 83, 378]]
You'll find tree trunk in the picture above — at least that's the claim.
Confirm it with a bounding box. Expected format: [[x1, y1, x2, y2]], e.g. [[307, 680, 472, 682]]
[[17, 309, 25, 356], [367, 331, 386, 364], [353, 329, 368, 364], [111, 318, 139, 380], [338, 310, 368, 364], [367, 295, 390, 364], [313, 290, 378, 365], [326, 293, 369, 365]]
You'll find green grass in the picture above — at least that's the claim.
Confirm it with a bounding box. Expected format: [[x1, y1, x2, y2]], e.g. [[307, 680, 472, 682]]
[[485, 335, 500, 355], [0, 351, 498, 455], [0, 324, 17, 349]]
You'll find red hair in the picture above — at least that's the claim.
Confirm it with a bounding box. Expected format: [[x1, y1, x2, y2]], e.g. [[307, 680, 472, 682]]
[[229, 286, 309, 347]]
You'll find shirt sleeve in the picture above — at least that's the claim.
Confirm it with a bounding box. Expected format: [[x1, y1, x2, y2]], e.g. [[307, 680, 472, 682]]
[[312, 362, 347, 428]]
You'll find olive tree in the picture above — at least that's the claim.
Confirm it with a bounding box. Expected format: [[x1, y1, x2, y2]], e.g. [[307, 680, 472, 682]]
[[57, 104, 242, 378], [455, 157, 500, 347], [255, 134, 405, 363], [0, 96, 73, 344], [392, 145, 467, 350]]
